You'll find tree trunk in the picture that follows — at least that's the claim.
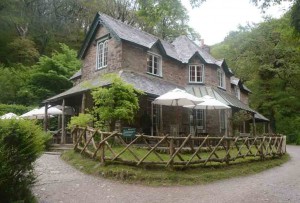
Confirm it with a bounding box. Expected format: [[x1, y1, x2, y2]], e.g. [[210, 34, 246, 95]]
[[109, 120, 116, 132]]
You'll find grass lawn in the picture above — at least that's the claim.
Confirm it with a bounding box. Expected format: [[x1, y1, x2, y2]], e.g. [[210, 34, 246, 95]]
[[61, 148, 290, 186]]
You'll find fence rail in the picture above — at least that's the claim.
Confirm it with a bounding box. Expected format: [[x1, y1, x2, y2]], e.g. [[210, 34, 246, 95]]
[[72, 126, 286, 168]]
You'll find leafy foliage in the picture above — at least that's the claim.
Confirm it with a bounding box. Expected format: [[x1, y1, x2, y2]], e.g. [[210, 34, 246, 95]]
[[92, 75, 143, 131], [17, 43, 80, 105], [291, 0, 300, 33], [211, 13, 300, 143], [0, 104, 32, 116], [0, 119, 48, 202], [68, 113, 94, 128], [7, 38, 40, 65], [137, 0, 200, 41], [230, 110, 253, 136], [0, 65, 29, 104]]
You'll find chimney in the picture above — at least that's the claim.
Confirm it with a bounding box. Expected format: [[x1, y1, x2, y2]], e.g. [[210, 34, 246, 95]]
[[200, 39, 210, 53], [200, 39, 205, 47]]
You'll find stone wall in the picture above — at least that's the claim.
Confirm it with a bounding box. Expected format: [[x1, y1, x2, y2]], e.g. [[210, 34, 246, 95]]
[[81, 25, 122, 81], [240, 91, 249, 105]]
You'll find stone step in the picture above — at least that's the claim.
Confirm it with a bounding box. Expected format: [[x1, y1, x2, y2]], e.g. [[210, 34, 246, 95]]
[[48, 144, 74, 153]]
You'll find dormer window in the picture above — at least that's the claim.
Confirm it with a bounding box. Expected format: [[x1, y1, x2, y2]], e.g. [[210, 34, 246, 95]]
[[234, 86, 241, 100], [189, 64, 204, 83], [96, 40, 108, 70], [217, 69, 225, 88], [147, 52, 162, 76]]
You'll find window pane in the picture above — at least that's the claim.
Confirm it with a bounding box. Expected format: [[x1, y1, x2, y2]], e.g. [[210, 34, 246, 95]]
[[196, 66, 202, 82], [147, 55, 153, 73], [147, 54, 161, 75], [190, 66, 195, 82], [103, 41, 108, 66], [153, 56, 158, 74], [98, 43, 103, 68]]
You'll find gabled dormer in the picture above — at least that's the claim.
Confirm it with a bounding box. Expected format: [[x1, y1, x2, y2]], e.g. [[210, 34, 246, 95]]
[[230, 76, 252, 104]]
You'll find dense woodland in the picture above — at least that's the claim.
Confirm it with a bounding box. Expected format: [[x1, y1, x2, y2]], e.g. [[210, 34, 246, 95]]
[[0, 0, 299, 142]]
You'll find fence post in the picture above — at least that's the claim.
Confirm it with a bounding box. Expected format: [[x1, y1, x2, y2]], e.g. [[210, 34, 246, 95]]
[[226, 139, 230, 165], [169, 138, 174, 169], [260, 137, 264, 160], [100, 132, 105, 165]]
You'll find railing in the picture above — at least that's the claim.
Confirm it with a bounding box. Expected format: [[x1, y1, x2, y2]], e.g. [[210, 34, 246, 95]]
[[72, 126, 286, 168]]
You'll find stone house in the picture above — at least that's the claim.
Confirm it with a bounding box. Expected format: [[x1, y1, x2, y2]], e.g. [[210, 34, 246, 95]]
[[45, 12, 269, 136]]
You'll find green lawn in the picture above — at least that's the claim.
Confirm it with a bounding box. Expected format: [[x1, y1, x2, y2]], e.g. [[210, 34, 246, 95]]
[[61, 148, 289, 186]]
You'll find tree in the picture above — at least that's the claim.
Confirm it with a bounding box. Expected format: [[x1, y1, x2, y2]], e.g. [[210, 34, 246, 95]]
[[211, 12, 300, 143], [137, 0, 200, 41], [291, 0, 300, 33], [7, 38, 39, 65], [17, 43, 81, 105], [91, 75, 142, 131], [0, 65, 30, 104]]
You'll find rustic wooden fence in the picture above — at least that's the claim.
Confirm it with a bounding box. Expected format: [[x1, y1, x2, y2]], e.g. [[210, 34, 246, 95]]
[[72, 126, 286, 168]]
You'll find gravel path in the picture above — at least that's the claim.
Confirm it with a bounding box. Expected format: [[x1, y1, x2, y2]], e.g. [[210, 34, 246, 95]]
[[33, 145, 300, 203]]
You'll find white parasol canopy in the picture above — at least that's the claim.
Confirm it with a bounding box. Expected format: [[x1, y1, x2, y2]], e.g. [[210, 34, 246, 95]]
[[34, 106, 62, 115], [153, 88, 203, 106], [0, 112, 19, 119], [20, 109, 40, 119], [20, 108, 54, 119], [184, 95, 231, 109]]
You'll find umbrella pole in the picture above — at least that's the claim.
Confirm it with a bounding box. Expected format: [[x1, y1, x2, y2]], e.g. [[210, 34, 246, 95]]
[[176, 100, 179, 136], [61, 99, 66, 144], [43, 103, 48, 131], [151, 102, 153, 136]]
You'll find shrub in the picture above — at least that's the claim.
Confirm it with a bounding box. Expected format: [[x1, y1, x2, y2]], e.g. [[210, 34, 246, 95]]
[[0, 119, 46, 202], [68, 113, 94, 128], [0, 103, 32, 116], [92, 75, 143, 131]]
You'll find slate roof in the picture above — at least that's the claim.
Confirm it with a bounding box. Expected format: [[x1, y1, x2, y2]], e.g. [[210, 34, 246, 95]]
[[230, 76, 252, 93], [100, 13, 157, 49], [79, 13, 227, 67], [171, 35, 217, 64], [45, 70, 181, 103], [45, 75, 111, 103], [70, 69, 82, 80], [253, 111, 270, 122]]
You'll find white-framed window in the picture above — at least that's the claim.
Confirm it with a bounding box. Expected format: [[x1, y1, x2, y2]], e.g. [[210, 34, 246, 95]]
[[217, 69, 225, 88], [96, 40, 108, 70], [147, 53, 162, 76], [189, 64, 204, 83], [195, 109, 205, 129], [234, 86, 241, 100]]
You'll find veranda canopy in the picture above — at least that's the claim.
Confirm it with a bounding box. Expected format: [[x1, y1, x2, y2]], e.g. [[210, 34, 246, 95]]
[[0, 112, 19, 119]]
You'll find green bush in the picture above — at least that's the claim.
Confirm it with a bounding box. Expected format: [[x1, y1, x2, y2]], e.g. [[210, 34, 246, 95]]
[[68, 113, 94, 128], [0, 103, 32, 116], [0, 119, 47, 202]]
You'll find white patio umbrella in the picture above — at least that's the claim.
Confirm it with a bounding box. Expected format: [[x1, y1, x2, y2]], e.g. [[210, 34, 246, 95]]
[[34, 106, 62, 116], [152, 88, 203, 135], [184, 95, 231, 135], [184, 95, 231, 110], [20, 108, 54, 119], [0, 112, 19, 119], [153, 88, 203, 106]]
